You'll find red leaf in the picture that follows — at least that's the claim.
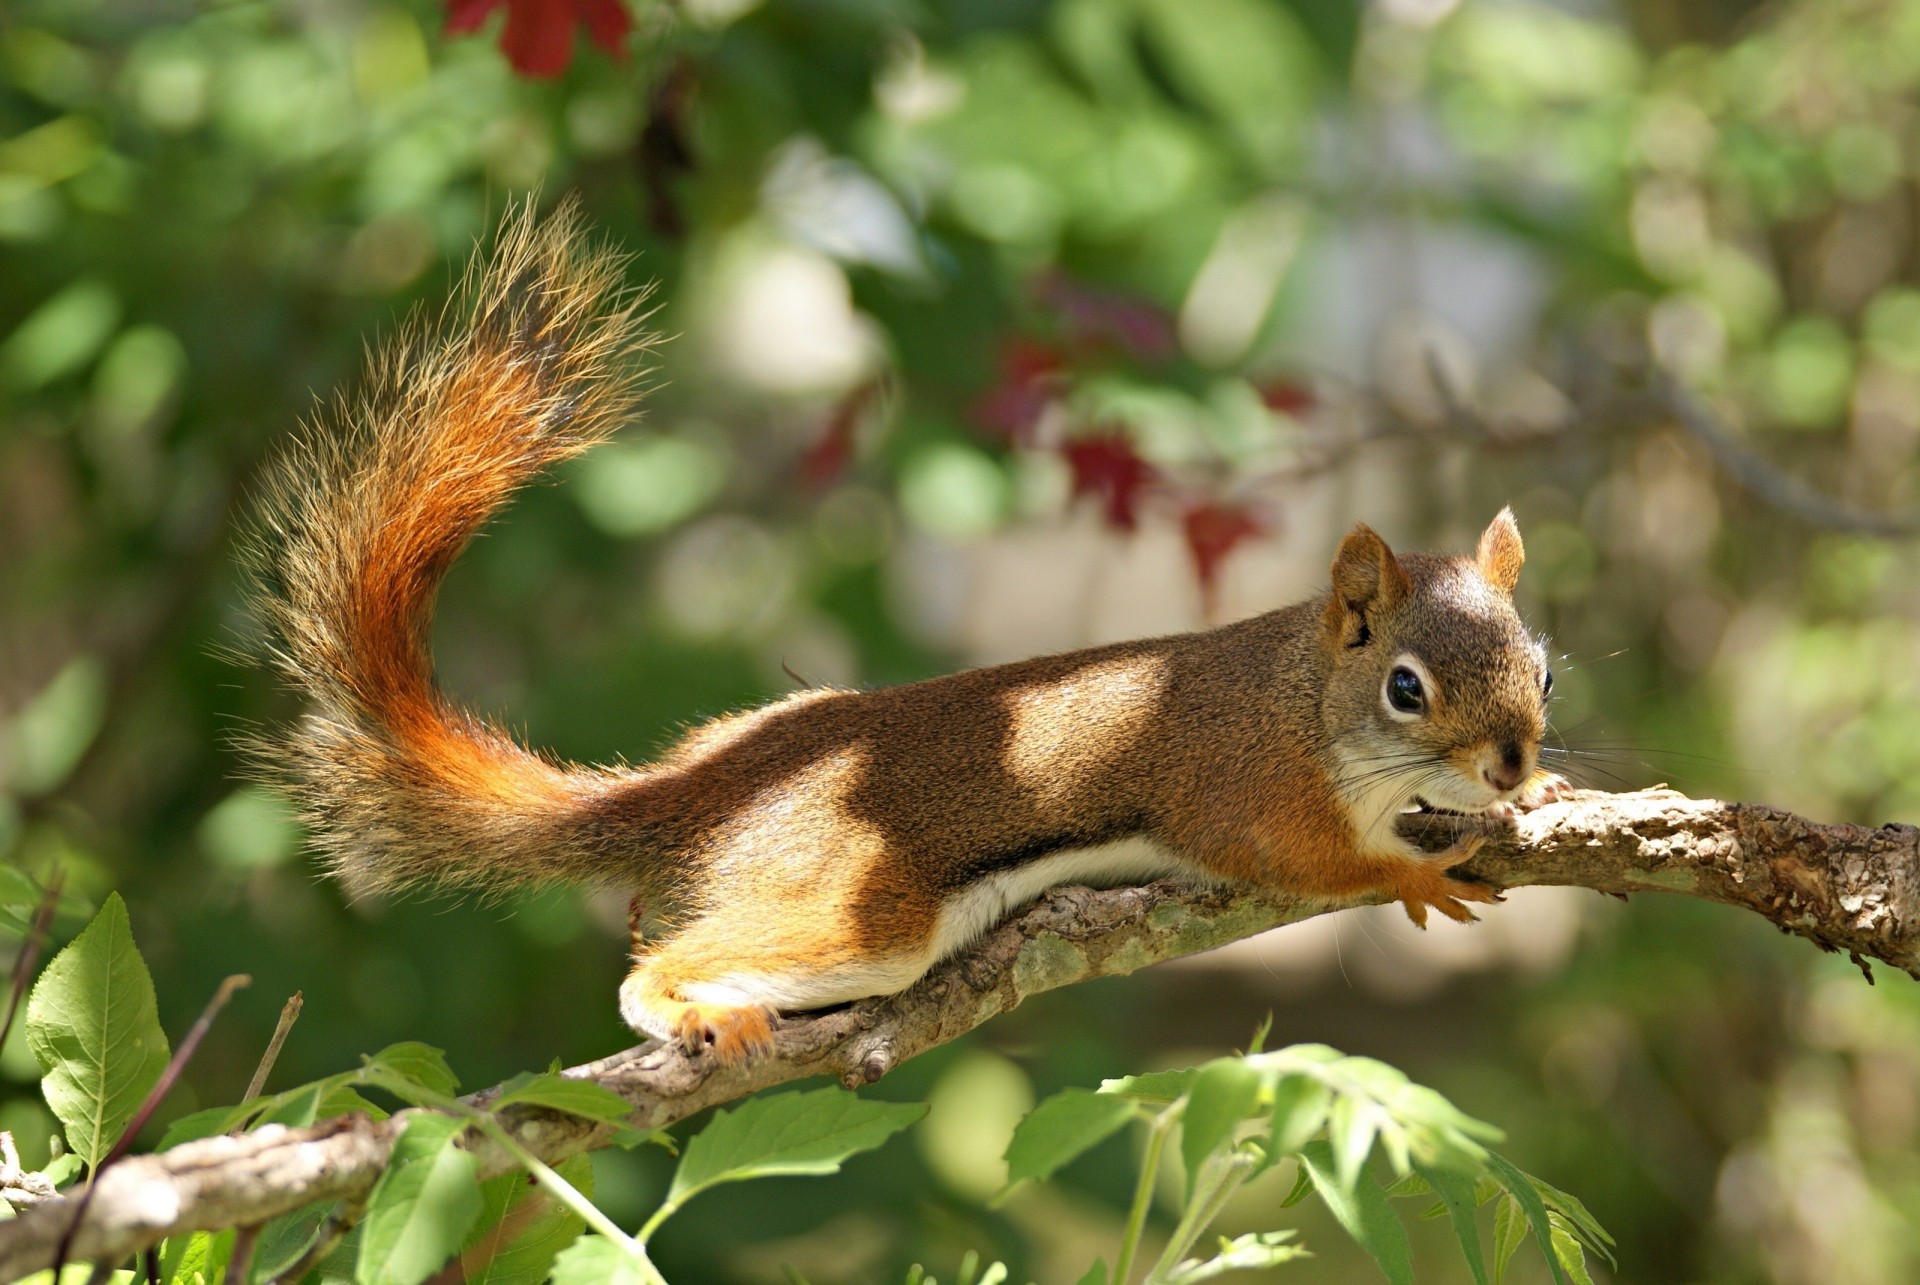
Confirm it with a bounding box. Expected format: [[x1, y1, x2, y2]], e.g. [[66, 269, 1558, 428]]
[[798, 381, 880, 489], [1182, 501, 1262, 604], [576, 0, 633, 54], [444, 0, 630, 79], [970, 338, 1065, 442], [1256, 379, 1316, 416], [1064, 432, 1155, 532], [444, 0, 501, 33]]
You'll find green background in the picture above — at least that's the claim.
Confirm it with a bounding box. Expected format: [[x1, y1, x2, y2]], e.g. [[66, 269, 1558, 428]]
[[5, 0, 1920, 1279]]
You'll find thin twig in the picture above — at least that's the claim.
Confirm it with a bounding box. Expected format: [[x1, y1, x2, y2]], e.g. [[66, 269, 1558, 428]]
[[241, 993, 304, 1105], [1647, 370, 1920, 536], [0, 871, 66, 1059], [4, 790, 1920, 1277], [223, 1224, 260, 1285]]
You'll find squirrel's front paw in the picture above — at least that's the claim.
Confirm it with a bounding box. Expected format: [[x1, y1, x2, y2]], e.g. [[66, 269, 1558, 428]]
[[1387, 843, 1505, 928], [1515, 770, 1571, 810]]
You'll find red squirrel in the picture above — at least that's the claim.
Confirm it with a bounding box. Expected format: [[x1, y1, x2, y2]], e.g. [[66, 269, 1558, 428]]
[[246, 202, 1560, 1064]]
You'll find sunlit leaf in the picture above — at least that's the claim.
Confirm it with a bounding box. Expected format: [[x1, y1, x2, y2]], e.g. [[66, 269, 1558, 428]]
[[1491, 1195, 1527, 1285], [1161, 1231, 1306, 1285], [490, 1072, 633, 1125], [1000, 1088, 1137, 1194], [548, 1233, 650, 1285], [1180, 1060, 1263, 1195], [1550, 1218, 1597, 1285], [1486, 1153, 1570, 1285], [668, 1088, 926, 1205], [355, 1114, 482, 1285], [1099, 1067, 1198, 1105], [359, 1043, 459, 1102], [1267, 1074, 1330, 1157], [25, 892, 170, 1169]]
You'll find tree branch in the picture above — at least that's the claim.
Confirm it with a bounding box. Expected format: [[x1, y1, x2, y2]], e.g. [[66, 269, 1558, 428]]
[[2, 787, 1915, 1279]]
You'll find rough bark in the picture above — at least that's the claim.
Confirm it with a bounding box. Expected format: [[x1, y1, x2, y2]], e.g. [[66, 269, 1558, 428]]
[[1, 787, 1915, 1280]]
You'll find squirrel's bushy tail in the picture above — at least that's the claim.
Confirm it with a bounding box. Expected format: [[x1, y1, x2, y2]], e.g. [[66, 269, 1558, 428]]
[[244, 199, 655, 895]]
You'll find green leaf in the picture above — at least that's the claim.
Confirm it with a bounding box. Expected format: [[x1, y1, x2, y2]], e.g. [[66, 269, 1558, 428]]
[[1181, 1060, 1263, 1195], [1162, 1231, 1307, 1285], [254, 1204, 333, 1281], [360, 1043, 460, 1102], [667, 1087, 926, 1205], [490, 1072, 633, 1124], [1381, 1171, 1430, 1199], [25, 893, 170, 1169], [465, 1153, 595, 1285], [318, 1084, 390, 1123], [256, 1082, 325, 1129], [1413, 1161, 1490, 1285], [160, 1228, 233, 1285], [1328, 1093, 1378, 1194], [1550, 1218, 1596, 1285], [1073, 1259, 1107, 1285], [548, 1233, 650, 1285], [1529, 1173, 1615, 1263], [1301, 1141, 1412, 1285], [0, 865, 44, 911], [1266, 1074, 1330, 1158], [1000, 1088, 1137, 1195], [1279, 1159, 1314, 1208], [355, 1114, 483, 1285], [1486, 1154, 1570, 1285], [158, 1103, 258, 1151], [1098, 1067, 1198, 1104], [1492, 1196, 1527, 1285], [40, 1153, 81, 1188]]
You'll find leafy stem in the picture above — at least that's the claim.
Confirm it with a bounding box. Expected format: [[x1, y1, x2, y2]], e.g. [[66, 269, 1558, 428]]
[[1113, 1106, 1179, 1285], [1144, 1143, 1262, 1285], [356, 1069, 663, 1280]]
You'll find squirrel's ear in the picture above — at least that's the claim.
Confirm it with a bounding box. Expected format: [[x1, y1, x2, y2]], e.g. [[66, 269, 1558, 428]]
[[1325, 523, 1409, 644], [1476, 508, 1525, 595]]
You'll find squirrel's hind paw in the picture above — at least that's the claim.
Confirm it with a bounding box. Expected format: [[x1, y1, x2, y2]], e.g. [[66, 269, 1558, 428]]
[[674, 1003, 779, 1065], [620, 969, 781, 1065]]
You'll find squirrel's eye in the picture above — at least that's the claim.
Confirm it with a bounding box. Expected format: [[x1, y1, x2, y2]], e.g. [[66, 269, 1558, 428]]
[[1385, 666, 1425, 715], [1542, 669, 1554, 699]]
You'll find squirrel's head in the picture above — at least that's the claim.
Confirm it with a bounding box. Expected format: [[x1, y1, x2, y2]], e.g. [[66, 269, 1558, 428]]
[[1318, 509, 1550, 820]]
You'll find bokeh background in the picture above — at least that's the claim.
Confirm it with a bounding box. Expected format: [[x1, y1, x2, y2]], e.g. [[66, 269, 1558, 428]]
[[6, 0, 1920, 1280]]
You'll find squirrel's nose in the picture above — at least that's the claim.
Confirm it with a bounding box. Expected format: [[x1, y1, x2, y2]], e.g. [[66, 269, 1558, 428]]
[[1482, 741, 1528, 793]]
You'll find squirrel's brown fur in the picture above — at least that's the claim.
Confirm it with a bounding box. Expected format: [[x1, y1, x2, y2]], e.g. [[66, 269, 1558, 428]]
[[248, 203, 1556, 1064]]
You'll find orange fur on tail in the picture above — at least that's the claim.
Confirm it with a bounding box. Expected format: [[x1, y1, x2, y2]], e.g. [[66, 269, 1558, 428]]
[[243, 198, 656, 895]]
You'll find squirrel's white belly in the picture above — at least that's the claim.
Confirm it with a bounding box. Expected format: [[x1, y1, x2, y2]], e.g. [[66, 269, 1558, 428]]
[[927, 835, 1194, 963], [677, 836, 1192, 1017]]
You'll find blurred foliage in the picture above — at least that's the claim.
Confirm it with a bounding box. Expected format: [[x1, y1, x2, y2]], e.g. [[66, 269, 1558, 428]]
[[6, 0, 1920, 1280]]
